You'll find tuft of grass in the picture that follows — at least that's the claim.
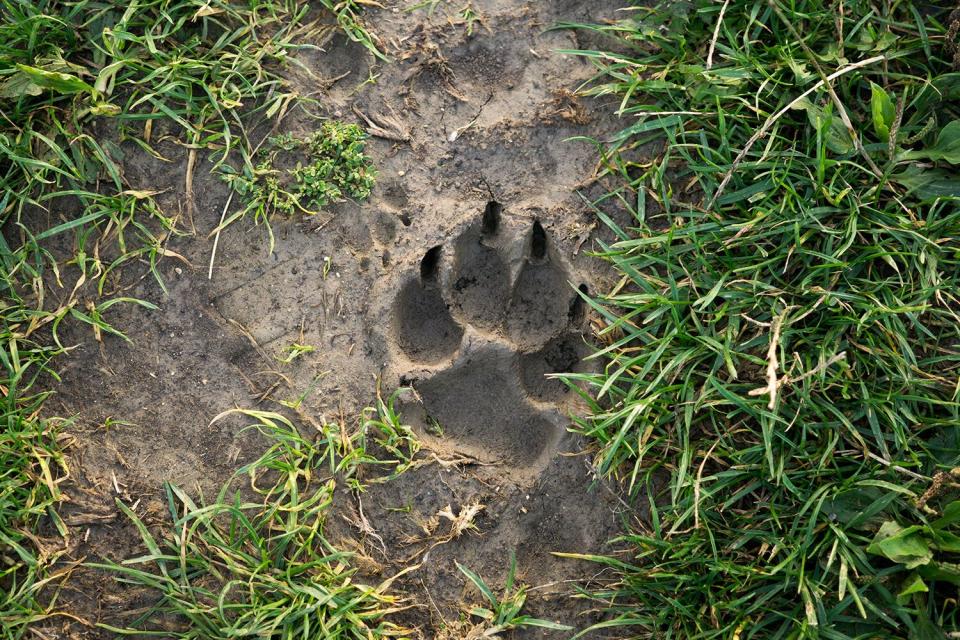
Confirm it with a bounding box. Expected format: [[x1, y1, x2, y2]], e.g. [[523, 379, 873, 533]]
[[90, 410, 412, 638], [405, 0, 446, 15], [404, 0, 483, 35], [562, 1, 960, 637], [0, 343, 69, 638], [356, 387, 422, 486], [320, 0, 388, 61], [443, 555, 572, 639]]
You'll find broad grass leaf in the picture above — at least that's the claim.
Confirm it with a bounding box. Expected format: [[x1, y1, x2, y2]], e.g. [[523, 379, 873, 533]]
[[513, 617, 574, 630], [931, 530, 960, 553], [87, 102, 121, 116], [870, 82, 895, 140], [793, 97, 854, 154], [892, 165, 960, 200], [457, 561, 497, 607], [15, 64, 94, 95], [932, 501, 960, 530], [470, 607, 494, 621], [918, 562, 960, 586], [787, 58, 815, 82], [866, 521, 932, 569], [896, 572, 928, 603], [906, 120, 960, 164], [0, 71, 44, 98], [932, 73, 960, 101]]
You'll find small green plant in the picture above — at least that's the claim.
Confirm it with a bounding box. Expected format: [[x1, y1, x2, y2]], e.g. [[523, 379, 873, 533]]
[[222, 122, 377, 232], [864, 496, 960, 607], [453, 555, 572, 638], [221, 159, 301, 220], [426, 417, 444, 438], [405, 0, 445, 15], [296, 123, 377, 208], [404, 0, 481, 35], [357, 388, 421, 486], [276, 342, 316, 364], [460, 4, 480, 36], [319, 0, 388, 61]]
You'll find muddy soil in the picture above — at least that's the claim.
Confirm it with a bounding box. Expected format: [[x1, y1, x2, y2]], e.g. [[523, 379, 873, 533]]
[[39, 1, 643, 637]]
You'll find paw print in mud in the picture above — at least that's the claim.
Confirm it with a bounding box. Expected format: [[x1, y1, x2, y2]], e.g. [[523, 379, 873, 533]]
[[388, 203, 593, 482]]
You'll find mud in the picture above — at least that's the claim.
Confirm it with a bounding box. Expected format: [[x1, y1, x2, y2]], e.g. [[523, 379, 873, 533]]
[[393, 247, 464, 363], [449, 216, 512, 331], [388, 215, 589, 477], [40, 0, 640, 637]]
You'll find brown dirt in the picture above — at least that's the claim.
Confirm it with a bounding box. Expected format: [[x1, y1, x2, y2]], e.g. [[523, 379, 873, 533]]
[[38, 1, 643, 637]]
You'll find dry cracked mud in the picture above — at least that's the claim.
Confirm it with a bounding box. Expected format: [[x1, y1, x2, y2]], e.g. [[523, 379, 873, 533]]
[[39, 0, 642, 637]]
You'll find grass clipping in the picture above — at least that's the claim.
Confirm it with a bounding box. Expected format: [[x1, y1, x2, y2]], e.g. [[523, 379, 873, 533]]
[[560, 1, 960, 638]]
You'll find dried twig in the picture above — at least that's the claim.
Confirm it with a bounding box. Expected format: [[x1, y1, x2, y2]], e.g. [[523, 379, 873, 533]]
[[207, 191, 234, 280], [706, 0, 732, 70]]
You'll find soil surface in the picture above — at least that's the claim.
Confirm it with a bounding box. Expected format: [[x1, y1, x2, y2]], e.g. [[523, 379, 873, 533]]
[[39, 1, 642, 637]]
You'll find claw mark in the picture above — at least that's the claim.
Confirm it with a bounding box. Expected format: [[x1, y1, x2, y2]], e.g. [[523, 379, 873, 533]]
[[393, 246, 463, 362], [482, 201, 501, 236], [530, 220, 547, 260], [506, 221, 570, 349], [421, 245, 442, 282], [568, 284, 589, 325]]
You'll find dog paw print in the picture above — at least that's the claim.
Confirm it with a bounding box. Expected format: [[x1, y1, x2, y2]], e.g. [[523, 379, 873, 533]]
[[389, 203, 592, 482]]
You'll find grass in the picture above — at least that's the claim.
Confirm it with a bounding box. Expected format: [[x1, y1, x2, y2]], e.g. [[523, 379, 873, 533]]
[[404, 0, 484, 35], [1, 0, 385, 300], [1, 265, 73, 638], [1, 0, 318, 294], [0, 0, 386, 634], [321, 0, 388, 61], [0, 365, 68, 639], [559, 1, 960, 637], [451, 555, 573, 638], [90, 408, 413, 638]]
